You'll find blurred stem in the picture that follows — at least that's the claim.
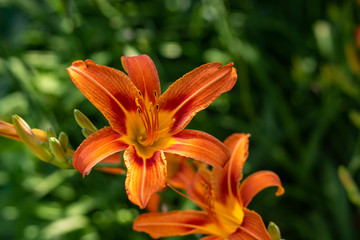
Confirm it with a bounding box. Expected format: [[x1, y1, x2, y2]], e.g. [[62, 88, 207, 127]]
[[208, 0, 257, 121], [348, 131, 360, 174], [252, 61, 302, 157], [338, 165, 360, 208], [300, 89, 339, 180]]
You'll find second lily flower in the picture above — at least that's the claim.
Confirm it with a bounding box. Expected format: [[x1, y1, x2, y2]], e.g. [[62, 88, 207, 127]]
[[67, 55, 237, 208]]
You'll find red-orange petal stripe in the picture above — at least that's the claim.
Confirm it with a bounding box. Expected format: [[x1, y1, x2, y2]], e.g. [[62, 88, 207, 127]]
[[227, 209, 271, 240], [67, 60, 139, 134], [73, 127, 128, 176], [133, 210, 216, 238], [239, 171, 284, 207], [164, 129, 230, 169], [124, 146, 167, 209], [157, 62, 237, 134], [213, 133, 250, 204], [121, 55, 161, 103]]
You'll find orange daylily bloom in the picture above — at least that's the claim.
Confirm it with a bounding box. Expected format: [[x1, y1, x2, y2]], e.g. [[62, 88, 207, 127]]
[[67, 55, 237, 208], [145, 153, 196, 212], [133, 133, 284, 239]]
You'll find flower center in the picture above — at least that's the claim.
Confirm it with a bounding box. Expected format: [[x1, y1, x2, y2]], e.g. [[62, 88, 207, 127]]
[[135, 90, 160, 146]]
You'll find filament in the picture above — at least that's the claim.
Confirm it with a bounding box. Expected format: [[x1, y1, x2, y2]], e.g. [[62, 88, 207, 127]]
[[135, 91, 160, 146]]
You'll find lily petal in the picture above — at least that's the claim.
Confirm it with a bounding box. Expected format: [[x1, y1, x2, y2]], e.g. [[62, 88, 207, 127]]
[[213, 133, 250, 204], [166, 153, 195, 189], [95, 167, 125, 175], [133, 210, 218, 238], [67, 60, 139, 134], [227, 209, 271, 240], [158, 62, 237, 134], [124, 146, 167, 209], [164, 129, 230, 169], [200, 236, 223, 240], [145, 192, 161, 212], [186, 166, 213, 209], [99, 152, 122, 164], [239, 171, 284, 207], [93, 153, 125, 174], [73, 127, 128, 176], [121, 55, 161, 103]]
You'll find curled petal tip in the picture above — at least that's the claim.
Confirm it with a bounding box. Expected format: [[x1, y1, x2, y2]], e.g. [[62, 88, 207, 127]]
[[85, 59, 96, 66], [275, 186, 285, 196], [70, 60, 86, 68]]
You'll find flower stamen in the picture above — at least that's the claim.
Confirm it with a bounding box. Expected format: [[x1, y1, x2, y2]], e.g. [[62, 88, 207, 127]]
[[135, 94, 160, 146]]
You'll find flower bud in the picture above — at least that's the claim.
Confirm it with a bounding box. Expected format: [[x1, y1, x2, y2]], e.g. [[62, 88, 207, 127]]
[[47, 127, 56, 140], [74, 109, 97, 132], [48, 137, 72, 169], [0, 120, 21, 141], [58, 132, 69, 151], [12, 115, 53, 162], [267, 221, 282, 240], [81, 128, 95, 138]]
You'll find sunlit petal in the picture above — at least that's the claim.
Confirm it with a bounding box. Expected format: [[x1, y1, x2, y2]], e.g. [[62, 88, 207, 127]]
[[164, 129, 230, 169], [227, 209, 271, 240], [240, 171, 284, 207], [124, 146, 167, 209], [213, 133, 250, 204], [73, 127, 128, 176], [121, 55, 161, 103], [67, 60, 139, 134], [158, 62, 237, 134], [133, 210, 219, 238]]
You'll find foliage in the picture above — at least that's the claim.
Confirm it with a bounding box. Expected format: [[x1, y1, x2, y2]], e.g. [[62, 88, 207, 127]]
[[0, 0, 359, 239]]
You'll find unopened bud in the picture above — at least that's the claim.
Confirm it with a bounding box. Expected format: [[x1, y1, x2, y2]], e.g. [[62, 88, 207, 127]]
[[74, 109, 97, 132], [49, 137, 72, 169], [12, 115, 53, 162], [0, 120, 21, 141], [81, 128, 95, 138], [58, 132, 69, 151], [267, 222, 281, 240], [47, 127, 56, 140]]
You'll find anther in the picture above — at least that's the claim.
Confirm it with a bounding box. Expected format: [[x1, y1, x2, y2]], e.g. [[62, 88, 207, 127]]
[[138, 91, 142, 96], [154, 90, 158, 99], [135, 98, 141, 108]]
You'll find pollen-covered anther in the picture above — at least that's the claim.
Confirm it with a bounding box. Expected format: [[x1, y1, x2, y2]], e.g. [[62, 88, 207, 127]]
[[134, 97, 160, 146]]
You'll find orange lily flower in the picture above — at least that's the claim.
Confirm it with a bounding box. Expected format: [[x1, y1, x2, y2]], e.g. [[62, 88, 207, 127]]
[[67, 55, 237, 208], [133, 133, 284, 239], [145, 153, 196, 212]]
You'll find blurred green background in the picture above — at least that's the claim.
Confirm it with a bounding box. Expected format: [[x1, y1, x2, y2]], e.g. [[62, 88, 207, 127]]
[[0, 0, 360, 239]]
